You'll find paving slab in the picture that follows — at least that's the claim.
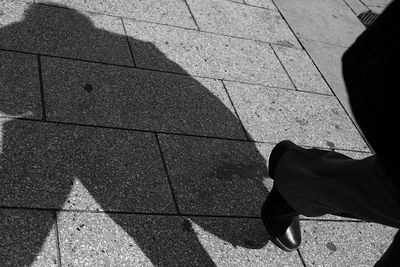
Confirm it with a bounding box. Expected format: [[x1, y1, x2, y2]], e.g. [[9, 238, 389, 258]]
[[0, 50, 42, 120], [343, 0, 369, 15], [299, 38, 356, 122], [271, 44, 332, 94], [0, 120, 175, 213], [361, 0, 392, 8], [187, 0, 299, 47], [244, 0, 276, 10], [41, 57, 247, 140], [0, 2, 132, 65], [0, 208, 58, 267], [158, 134, 271, 216], [369, 6, 386, 13], [299, 220, 398, 266], [274, 0, 365, 47], [36, 0, 197, 29], [0, 0, 30, 29], [58, 212, 303, 266], [123, 19, 294, 88], [224, 81, 369, 151]]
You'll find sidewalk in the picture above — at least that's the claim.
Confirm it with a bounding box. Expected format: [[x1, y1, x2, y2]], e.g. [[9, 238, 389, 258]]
[[0, 0, 396, 266]]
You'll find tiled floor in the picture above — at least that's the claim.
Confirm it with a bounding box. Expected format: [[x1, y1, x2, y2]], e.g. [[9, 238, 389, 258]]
[[0, 0, 396, 266]]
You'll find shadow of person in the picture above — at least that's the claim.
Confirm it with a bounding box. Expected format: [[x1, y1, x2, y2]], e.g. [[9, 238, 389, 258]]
[[0, 3, 270, 265]]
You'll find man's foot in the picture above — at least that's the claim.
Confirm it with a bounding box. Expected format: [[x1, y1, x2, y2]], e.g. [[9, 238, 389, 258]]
[[261, 187, 301, 252], [262, 140, 301, 252]]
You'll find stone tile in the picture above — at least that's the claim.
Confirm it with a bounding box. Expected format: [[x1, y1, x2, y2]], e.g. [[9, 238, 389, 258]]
[[158, 134, 271, 216], [245, 0, 277, 10], [36, 0, 197, 29], [369, 6, 386, 14], [187, 0, 298, 47], [0, 50, 42, 120], [300, 220, 398, 266], [123, 19, 294, 88], [224, 81, 369, 151], [360, 0, 391, 8], [0, 120, 175, 213], [272, 45, 332, 94], [0, 2, 132, 65], [299, 39, 356, 121], [343, 0, 369, 16], [274, 0, 365, 47], [0, 0, 30, 29], [58, 212, 303, 266], [41, 57, 247, 140], [0, 209, 58, 266]]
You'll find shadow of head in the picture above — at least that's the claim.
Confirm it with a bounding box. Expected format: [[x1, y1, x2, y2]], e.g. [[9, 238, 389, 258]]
[[0, 2, 271, 265]]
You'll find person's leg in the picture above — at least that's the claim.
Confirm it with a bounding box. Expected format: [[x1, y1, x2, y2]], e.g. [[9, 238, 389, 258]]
[[273, 142, 400, 228], [261, 185, 301, 252]]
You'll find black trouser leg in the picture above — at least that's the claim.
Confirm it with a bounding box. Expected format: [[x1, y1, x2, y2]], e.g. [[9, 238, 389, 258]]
[[273, 144, 400, 228]]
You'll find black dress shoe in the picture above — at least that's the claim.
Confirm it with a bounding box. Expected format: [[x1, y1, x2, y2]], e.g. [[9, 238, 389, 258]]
[[261, 191, 301, 252], [261, 198, 301, 252], [261, 140, 301, 252]]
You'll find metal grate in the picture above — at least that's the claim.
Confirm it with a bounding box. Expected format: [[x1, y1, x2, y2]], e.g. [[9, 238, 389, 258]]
[[358, 11, 379, 27]]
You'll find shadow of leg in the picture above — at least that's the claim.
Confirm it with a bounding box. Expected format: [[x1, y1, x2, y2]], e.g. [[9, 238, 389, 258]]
[[0, 209, 58, 266]]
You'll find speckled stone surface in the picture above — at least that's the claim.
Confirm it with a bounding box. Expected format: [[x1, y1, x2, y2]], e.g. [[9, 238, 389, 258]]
[[187, 0, 299, 47], [0, 50, 41, 119], [123, 19, 294, 88], [158, 134, 271, 216], [36, 0, 197, 29], [0, 209, 58, 267], [299, 39, 354, 119], [272, 45, 332, 94], [0, 2, 132, 65], [58, 212, 304, 266], [299, 220, 398, 266], [41, 57, 247, 139], [0, 120, 175, 213], [245, 0, 276, 10], [224, 81, 369, 151], [274, 0, 365, 47], [342, 0, 369, 16], [0, 0, 31, 30], [360, 0, 391, 8], [369, 6, 386, 13]]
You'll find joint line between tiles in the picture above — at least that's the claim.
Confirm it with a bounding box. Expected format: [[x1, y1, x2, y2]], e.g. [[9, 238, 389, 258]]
[[0, 206, 262, 220], [182, 0, 201, 31], [297, 249, 307, 266], [37, 55, 47, 121], [53, 211, 63, 267], [155, 133, 182, 214], [221, 80, 251, 141], [269, 44, 298, 91], [2, 47, 341, 99], [341, 0, 359, 17], [7, 116, 372, 153], [120, 17, 137, 68]]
